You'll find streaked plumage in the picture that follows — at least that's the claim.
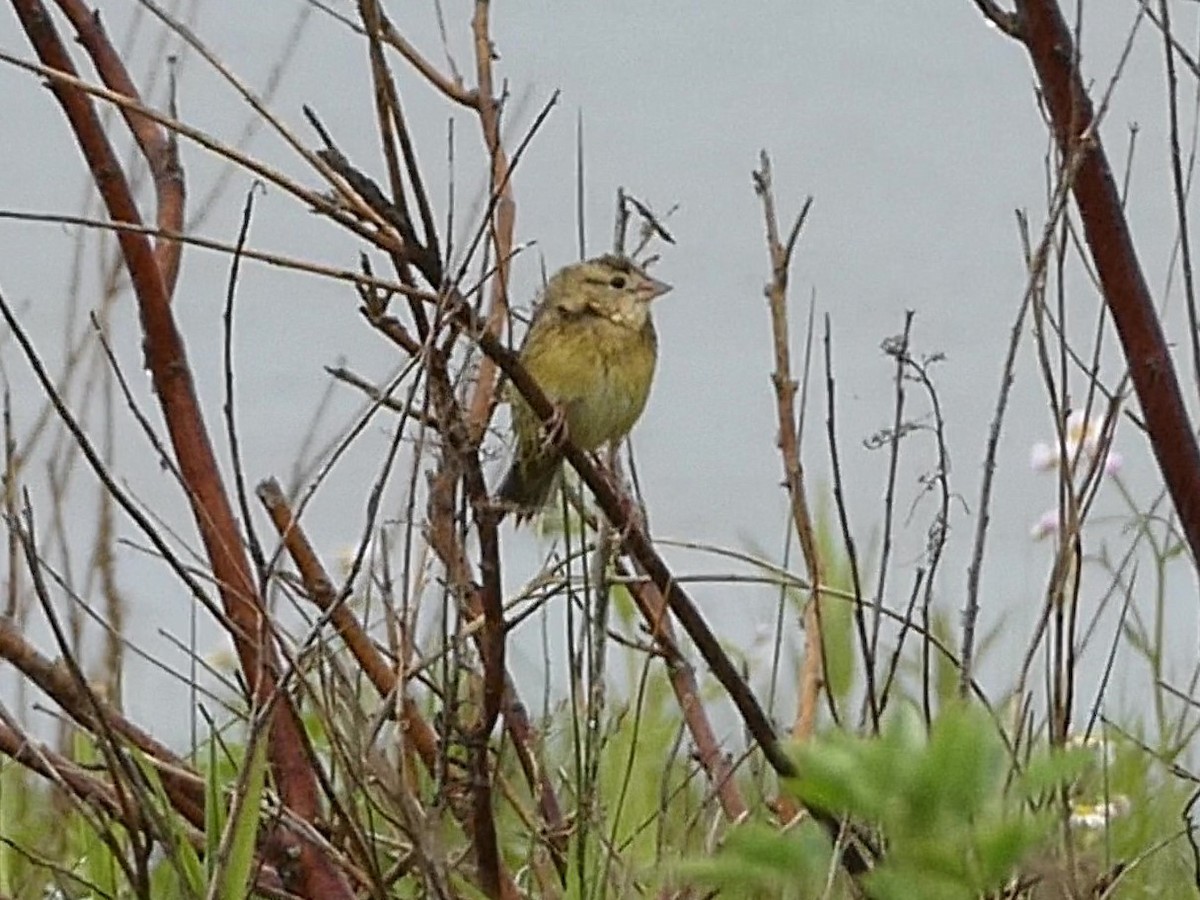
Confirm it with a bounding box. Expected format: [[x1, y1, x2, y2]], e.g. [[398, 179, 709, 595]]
[[497, 255, 671, 521]]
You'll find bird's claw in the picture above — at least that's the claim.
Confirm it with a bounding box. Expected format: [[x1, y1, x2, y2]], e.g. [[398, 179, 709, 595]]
[[594, 466, 646, 546], [616, 492, 647, 545], [539, 404, 569, 452]]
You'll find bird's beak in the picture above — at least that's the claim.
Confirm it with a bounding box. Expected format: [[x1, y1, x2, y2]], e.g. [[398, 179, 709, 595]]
[[639, 276, 672, 301]]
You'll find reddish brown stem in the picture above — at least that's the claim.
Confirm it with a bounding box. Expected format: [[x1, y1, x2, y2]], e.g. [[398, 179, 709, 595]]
[[620, 563, 748, 821], [256, 479, 439, 767], [1011, 0, 1200, 563], [10, 3, 351, 895], [54, 0, 184, 296], [0, 616, 206, 823], [463, 0, 516, 442], [257, 479, 525, 899]]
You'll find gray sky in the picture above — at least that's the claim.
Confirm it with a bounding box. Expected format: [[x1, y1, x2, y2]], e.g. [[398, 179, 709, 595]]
[[0, 1, 1194, 740]]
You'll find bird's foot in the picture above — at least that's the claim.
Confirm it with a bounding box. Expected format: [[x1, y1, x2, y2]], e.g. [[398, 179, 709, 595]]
[[617, 493, 648, 546], [594, 466, 646, 546], [539, 404, 569, 452], [481, 494, 514, 524]]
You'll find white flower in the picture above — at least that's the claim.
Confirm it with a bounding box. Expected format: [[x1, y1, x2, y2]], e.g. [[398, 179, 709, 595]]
[[1028, 412, 1121, 539], [1030, 509, 1060, 540], [1029, 441, 1058, 472], [1102, 449, 1123, 477], [1069, 796, 1130, 829], [1030, 412, 1121, 475], [1065, 731, 1116, 765]]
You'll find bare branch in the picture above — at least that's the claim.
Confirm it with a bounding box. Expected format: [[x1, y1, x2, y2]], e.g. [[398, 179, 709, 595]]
[[1010, 0, 1200, 566]]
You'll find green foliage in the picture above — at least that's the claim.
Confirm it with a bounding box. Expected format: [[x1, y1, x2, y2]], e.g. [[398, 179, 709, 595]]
[[132, 747, 205, 897], [596, 679, 680, 868], [1, 678, 1196, 898], [0, 759, 37, 895], [685, 704, 1090, 899], [1066, 728, 1197, 892], [212, 730, 268, 900], [540, 663, 710, 896], [69, 731, 122, 898], [794, 704, 1061, 897], [811, 500, 858, 705], [0, 491, 1192, 899], [675, 820, 835, 899]]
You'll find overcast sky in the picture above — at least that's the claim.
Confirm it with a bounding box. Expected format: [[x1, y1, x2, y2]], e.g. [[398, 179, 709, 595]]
[[1, 1, 1195, 741]]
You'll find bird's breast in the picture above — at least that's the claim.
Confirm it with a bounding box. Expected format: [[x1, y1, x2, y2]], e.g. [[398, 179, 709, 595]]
[[517, 313, 658, 452], [567, 319, 657, 449]]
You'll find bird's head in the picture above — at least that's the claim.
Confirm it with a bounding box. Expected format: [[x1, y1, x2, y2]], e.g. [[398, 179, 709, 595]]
[[544, 255, 671, 329]]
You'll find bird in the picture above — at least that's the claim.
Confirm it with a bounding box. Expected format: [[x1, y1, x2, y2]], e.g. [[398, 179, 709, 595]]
[[496, 254, 671, 522]]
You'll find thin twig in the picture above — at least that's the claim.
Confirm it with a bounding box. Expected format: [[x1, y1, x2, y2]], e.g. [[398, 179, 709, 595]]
[[751, 154, 833, 739], [1006, 0, 1200, 566], [1157, 0, 1200, 407]]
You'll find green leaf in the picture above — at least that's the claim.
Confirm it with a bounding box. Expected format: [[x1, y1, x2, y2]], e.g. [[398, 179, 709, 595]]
[[910, 704, 1002, 824], [973, 817, 1046, 886], [867, 860, 975, 900], [1014, 746, 1093, 799], [215, 729, 269, 900], [675, 821, 833, 897], [133, 746, 205, 896], [205, 732, 224, 882], [785, 738, 878, 816]]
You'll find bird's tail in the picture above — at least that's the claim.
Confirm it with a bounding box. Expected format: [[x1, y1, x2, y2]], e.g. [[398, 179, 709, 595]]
[[496, 455, 560, 524]]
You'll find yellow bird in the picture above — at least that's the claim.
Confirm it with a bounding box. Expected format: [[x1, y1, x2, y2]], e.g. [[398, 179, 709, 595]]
[[497, 255, 671, 521]]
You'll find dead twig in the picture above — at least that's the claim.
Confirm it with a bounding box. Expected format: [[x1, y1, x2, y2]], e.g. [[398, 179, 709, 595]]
[[750, 154, 839, 740]]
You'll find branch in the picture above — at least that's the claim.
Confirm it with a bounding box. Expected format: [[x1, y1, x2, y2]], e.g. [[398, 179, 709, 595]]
[[463, 0, 517, 440], [1008, 0, 1200, 566], [378, 9, 478, 107], [619, 561, 749, 821], [752, 154, 833, 745], [10, 3, 352, 894], [54, 0, 184, 294], [256, 479, 526, 899], [973, 0, 1021, 37]]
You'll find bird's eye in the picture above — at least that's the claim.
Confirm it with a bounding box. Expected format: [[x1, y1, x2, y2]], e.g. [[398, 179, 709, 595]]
[[609, 275, 627, 289]]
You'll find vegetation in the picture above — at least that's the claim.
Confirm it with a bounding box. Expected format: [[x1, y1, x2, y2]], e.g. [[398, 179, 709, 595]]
[[1, 1, 1198, 898]]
